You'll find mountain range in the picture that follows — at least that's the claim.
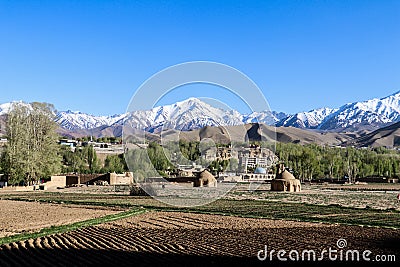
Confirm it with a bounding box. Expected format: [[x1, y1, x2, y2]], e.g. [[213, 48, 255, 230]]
[[58, 90, 400, 135], [54, 98, 288, 133], [277, 91, 400, 130], [2, 91, 400, 142]]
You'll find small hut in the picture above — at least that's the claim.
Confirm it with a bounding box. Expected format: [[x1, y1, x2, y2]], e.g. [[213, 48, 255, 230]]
[[271, 163, 301, 192], [194, 170, 217, 187]]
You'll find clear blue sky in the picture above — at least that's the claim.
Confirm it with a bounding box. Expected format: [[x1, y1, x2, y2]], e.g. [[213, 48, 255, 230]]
[[1, 0, 399, 115]]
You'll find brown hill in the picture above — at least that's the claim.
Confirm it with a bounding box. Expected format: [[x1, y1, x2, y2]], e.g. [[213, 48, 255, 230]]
[[64, 122, 357, 146], [344, 121, 400, 148], [175, 124, 355, 146]]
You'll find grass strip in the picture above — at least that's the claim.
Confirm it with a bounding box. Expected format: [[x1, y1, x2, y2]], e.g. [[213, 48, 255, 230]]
[[0, 208, 147, 246]]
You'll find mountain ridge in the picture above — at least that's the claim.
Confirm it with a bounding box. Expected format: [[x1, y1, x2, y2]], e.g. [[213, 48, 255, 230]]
[[1, 90, 400, 137]]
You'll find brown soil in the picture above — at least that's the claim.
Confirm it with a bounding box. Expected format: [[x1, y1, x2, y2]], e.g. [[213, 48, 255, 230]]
[[0, 200, 120, 238], [107, 211, 330, 229], [228, 184, 400, 211], [0, 211, 398, 266]]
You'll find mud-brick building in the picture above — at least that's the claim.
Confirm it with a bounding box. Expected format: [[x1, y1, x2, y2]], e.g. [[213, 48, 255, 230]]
[[271, 163, 301, 192], [46, 175, 79, 189], [47, 172, 134, 188]]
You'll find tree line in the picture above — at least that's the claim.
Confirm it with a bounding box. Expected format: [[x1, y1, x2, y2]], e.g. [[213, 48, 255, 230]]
[[276, 143, 400, 182], [59, 145, 127, 174]]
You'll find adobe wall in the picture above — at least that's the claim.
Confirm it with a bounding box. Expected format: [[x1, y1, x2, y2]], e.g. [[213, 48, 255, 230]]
[[110, 172, 133, 185], [0, 186, 35, 192], [47, 176, 67, 189]]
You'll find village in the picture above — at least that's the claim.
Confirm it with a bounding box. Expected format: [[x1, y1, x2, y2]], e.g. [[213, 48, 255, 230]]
[[0, 132, 307, 199], [2, 133, 400, 196]]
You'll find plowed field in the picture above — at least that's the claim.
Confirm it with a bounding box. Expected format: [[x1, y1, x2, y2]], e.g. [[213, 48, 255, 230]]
[[0, 200, 120, 238], [0, 211, 399, 266]]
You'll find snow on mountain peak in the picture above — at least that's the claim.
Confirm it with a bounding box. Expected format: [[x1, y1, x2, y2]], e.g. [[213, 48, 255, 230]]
[[1, 98, 280, 132], [315, 91, 400, 130], [276, 107, 337, 129], [3, 91, 400, 133], [55, 110, 130, 130], [0, 101, 28, 116], [124, 98, 249, 132], [0, 103, 13, 116]]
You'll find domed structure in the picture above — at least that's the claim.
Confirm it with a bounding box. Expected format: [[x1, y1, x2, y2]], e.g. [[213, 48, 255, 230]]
[[254, 167, 267, 174], [271, 163, 301, 192], [194, 170, 217, 187]]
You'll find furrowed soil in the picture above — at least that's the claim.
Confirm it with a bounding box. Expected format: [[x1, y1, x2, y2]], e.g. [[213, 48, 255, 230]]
[[1, 188, 400, 266], [0, 200, 121, 238], [0, 211, 399, 266]]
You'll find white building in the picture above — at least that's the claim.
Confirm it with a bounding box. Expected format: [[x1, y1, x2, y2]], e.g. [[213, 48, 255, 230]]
[[238, 146, 277, 172]]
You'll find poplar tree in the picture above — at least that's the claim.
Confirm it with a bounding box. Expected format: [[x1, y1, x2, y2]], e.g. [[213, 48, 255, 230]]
[[2, 102, 61, 185]]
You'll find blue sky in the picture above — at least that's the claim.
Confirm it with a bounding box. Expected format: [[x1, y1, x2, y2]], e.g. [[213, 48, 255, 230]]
[[0, 0, 399, 115]]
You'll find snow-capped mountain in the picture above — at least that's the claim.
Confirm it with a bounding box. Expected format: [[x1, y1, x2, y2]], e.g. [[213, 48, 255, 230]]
[[273, 91, 400, 130], [243, 111, 287, 125], [277, 107, 338, 129], [0, 103, 12, 116], [55, 111, 129, 131], [3, 91, 400, 134], [56, 98, 287, 133], [317, 91, 400, 130], [0, 101, 30, 116], [1, 98, 281, 132], [124, 98, 248, 133]]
